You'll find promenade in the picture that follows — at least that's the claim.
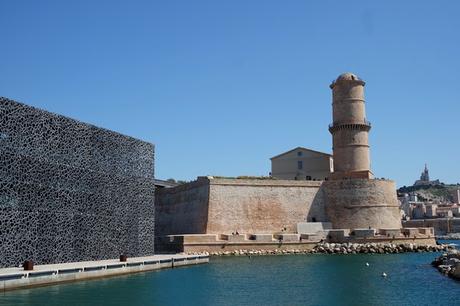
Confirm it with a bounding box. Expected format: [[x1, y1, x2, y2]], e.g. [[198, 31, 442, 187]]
[[0, 254, 209, 292]]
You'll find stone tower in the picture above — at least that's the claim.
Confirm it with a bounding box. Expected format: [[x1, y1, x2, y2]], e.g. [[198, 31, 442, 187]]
[[328, 72, 373, 179], [323, 72, 402, 230]]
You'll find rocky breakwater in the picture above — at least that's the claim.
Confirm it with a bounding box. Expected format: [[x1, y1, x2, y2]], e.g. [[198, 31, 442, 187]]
[[199, 243, 450, 256], [436, 233, 460, 240], [313, 242, 449, 254], [432, 249, 460, 280]]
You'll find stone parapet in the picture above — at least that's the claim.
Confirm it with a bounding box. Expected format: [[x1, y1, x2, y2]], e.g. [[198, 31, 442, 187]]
[[379, 228, 403, 237], [328, 229, 351, 242], [249, 234, 275, 242], [273, 234, 300, 242], [402, 228, 421, 237], [207, 177, 323, 187], [220, 234, 247, 242], [352, 228, 376, 238], [328, 170, 374, 180], [297, 222, 332, 234], [156, 229, 437, 253]]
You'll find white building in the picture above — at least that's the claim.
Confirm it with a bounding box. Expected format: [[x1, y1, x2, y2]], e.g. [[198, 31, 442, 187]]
[[453, 189, 460, 204]]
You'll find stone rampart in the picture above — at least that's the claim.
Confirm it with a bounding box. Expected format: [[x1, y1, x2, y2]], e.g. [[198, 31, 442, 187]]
[[207, 178, 324, 234], [155, 177, 324, 236], [323, 179, 401, 229], [155, 179, 210, 236], [156, 177, 407, 240]]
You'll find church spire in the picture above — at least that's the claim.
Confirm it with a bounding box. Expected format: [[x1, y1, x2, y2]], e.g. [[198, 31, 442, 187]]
[[420, 164, 429, 182]]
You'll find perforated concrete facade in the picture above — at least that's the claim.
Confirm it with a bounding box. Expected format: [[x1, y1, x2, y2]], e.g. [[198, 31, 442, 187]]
[[0, 97, 155, 267]]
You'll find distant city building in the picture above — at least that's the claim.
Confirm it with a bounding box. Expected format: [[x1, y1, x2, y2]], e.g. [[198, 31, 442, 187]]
[[453, 189, 460, 204], [414, 164, 441, 186], [398, 193, 411, 218], [453, 206, 460, 216], [436, 207, 454, 218], [270, 147, 333, 181], [399, 192, 460, 220], [399, 193, 423, 219], [425, 204, 438, 218], [412, 203, 426, 219]]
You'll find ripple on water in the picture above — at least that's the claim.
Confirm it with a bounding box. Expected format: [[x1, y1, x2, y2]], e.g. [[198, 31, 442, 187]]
[[1, 252, 459, 306]]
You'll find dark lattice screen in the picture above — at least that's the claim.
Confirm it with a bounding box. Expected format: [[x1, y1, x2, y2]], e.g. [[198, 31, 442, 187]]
[[0, 97, 155, 267]]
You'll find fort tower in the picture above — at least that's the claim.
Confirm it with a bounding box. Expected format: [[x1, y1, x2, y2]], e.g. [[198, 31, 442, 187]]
[[328, 72, 373, 179], [323, 73, 402, 229]]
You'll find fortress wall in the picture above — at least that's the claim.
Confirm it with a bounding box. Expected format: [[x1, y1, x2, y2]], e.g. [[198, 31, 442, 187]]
[[206, 179, 324, 234], [323, 179, 402, 229], [155, 178, 325, 236], [155, 179, 210, 236]]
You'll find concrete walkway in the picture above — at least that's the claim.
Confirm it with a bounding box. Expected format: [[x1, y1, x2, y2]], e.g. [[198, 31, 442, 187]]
[[0, 254, 209, 292]]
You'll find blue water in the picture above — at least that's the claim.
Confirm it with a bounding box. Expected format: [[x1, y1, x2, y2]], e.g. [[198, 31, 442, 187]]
[[1, 243, 459, 306]]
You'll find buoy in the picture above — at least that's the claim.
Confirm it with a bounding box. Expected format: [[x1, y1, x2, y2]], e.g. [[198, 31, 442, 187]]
[[365, 262, 369, 267], [381, 272, 387, 278]]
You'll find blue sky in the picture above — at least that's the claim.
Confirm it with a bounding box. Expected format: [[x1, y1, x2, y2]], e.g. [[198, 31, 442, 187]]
[[1, 1, 459, 186]]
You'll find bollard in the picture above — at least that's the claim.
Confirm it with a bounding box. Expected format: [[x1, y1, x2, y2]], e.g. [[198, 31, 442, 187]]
[[120, 255, 127, 262], [23, 260, 34, 271]]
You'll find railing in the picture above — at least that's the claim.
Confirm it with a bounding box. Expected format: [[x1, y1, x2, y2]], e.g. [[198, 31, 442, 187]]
[[328, 120, 372, 133], [328, 120, 371, 130]]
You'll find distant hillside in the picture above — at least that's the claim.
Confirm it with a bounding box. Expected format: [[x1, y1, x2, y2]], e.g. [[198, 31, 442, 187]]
[[398, 184, 460, 203]]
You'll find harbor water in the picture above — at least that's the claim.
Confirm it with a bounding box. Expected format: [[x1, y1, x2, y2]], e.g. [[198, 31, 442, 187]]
[[1, 242, 459, 306]]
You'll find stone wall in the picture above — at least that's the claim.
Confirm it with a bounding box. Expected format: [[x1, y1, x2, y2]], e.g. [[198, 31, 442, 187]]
[[207, 179, 324, 234], [323, 179, 402, 229], [155, 179, 210, 236], [403, 218, 460, 235], [156, 177, 405, 238], [155, 177, 324, 236], [0, 97, 155, 267]]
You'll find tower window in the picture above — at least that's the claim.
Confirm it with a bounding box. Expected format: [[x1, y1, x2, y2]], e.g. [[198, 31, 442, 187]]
[[297, 161, 303, 170]]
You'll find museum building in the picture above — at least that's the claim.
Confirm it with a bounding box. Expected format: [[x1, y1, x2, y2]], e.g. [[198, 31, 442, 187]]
[[0, 97, 156, 267]]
